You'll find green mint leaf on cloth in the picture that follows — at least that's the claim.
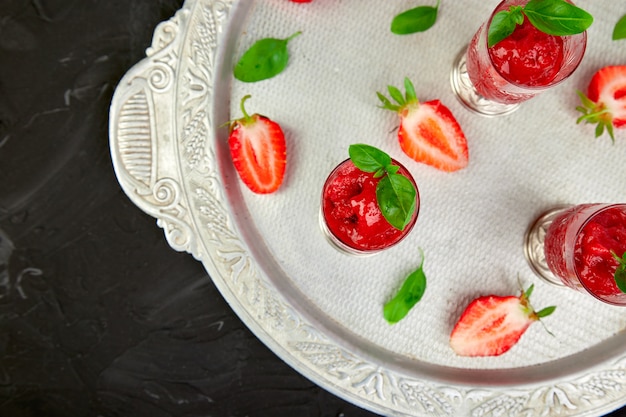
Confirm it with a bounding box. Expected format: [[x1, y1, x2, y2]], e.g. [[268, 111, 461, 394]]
[[391, 1, 439, 35], [611, 251, 626, 293], [487, 0, 592, 47], [234, 32, 301, 82], [349, 144, 417, 231], [613, 14, 626, 40], [384, 250, 427, 324], [523, 0, 593, 36]]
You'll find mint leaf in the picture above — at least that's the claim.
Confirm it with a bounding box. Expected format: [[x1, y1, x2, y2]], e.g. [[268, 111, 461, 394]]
[[384, 251, 427, 324], [234, 32, 301, 83], [376, 173, 417, 231], [385, 164, 400, 175], [349, 144, 391, 173], [613, 14, 626, 40], [523, 0, 593, 36], [488, 7, 524, 47], [611, 251, 626, 293], [349, 144, 417, 231], [487, 0, 592, 47], [391, 1, 439, 35], [373, 167, 386, 179]]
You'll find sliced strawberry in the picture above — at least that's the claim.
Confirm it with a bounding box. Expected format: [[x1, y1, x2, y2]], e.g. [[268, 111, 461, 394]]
[[378, 78, 469, 172], [576, 65, 626, 141], [228, 95, 286, 194], [449, 285, 555, 357]]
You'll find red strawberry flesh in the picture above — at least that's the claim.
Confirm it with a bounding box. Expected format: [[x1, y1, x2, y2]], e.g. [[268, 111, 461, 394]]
[[399, 100, 469, 172], [589, 67, 626, 128], [378, 78, 469, 172], [488, 18, 564, 87], [228, 96, 286, 194], [448, 286, 558, 358]]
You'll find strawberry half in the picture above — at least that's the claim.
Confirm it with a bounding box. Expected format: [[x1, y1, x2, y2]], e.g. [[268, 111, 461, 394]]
[[377, 78, 469, 172], [228, 95, 286, 194], [449, 285, 555, 357], [576, 65, 626, 141]]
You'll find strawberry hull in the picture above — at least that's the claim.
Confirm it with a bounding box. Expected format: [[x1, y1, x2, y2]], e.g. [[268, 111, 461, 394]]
[[320, 159, 419, 255], [544, 204, 626, 305], [449, 285, 553, 357], [576, 65, 626, 140], [228, 96, 287, 194], [450, 295, 533, 357]]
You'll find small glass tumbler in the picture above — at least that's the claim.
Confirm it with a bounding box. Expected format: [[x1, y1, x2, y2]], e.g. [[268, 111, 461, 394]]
[[450, 0, 587, 116], [320, 159, 419, 256], [524, 204, 626, 306]]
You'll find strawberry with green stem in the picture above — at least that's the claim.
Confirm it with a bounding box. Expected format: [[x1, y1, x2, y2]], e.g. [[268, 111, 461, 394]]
[[576, 65, 626, 141], [228, 95, 286, 194], [377, 78, 469, 172], [450, 284, 555, 357]]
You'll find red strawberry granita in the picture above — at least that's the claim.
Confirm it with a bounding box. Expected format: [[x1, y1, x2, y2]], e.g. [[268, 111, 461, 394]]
[[320, 159, 419, 255], [460, 0, 587, 107], [544, 204, 626, 305], [487, 17, 563, 88]]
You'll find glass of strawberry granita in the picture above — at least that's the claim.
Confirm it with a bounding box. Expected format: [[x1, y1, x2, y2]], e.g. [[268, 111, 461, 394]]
[[320, 159, 419, 256], [524, 204, 626, 306], [451, 0, 588, 116]]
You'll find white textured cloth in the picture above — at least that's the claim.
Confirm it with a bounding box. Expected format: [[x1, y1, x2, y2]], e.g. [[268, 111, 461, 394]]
[[229, 0, 626, 369]]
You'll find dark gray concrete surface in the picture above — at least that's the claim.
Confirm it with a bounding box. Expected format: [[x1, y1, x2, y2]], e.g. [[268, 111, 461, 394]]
[[1, 1, 624, 417]]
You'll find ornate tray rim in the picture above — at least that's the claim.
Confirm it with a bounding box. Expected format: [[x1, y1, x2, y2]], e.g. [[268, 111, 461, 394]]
[[108, 1, 626, 415]]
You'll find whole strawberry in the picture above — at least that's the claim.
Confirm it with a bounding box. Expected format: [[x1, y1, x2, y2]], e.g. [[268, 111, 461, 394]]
[[228, 95, 286, 194], [377, 77, 469, 172], [449, 285, 555, 357], [576, 65, 626, 141]]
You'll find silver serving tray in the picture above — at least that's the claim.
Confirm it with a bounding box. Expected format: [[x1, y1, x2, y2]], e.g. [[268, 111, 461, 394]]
[[109, 1, 626, 415]]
